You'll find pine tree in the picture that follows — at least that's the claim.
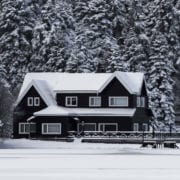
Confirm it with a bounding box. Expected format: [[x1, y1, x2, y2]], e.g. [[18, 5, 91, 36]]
[[147, 32, 175, 130]]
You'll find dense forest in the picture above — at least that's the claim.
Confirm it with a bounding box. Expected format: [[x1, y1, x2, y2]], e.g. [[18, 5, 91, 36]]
[[0, 0, 180, 136]]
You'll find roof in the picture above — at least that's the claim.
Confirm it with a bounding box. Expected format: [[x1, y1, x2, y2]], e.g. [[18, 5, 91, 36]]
[[34, 106, 136, 117], [16, 79, 56, 106], [18, 71, 144, 95]]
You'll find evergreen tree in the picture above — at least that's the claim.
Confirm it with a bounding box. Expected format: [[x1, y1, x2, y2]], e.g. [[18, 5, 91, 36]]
[[147, 32, 175, 130]]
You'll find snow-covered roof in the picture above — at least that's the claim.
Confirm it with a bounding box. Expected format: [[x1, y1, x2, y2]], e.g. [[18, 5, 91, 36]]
[[34, 106, 136, 117], [19, 71, 144, 96], [16, 79, 56, 106]]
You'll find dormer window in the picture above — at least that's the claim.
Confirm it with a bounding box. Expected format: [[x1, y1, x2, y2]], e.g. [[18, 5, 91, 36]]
[[65, 96, 78, 107], [89, 97, 101, 107], [27, 97, 40, 107], [137, 97, 145, 107], [109, 96, 128, 107]]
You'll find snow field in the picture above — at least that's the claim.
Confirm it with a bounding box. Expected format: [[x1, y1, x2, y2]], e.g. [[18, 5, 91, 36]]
[[0, 139, 180, 180]]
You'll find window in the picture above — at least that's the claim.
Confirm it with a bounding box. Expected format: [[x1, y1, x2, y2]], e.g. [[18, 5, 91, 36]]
[[34, 97, 40, 106], [65, 96, 78, 107], [19, 123, 29, 134], [137, 97, 145, 107], [109, 97, 128, 107], [99, 123, 118, 132], [27, 97, 33, 106], [133, 123, 139, 131], [89, 97, 101, 107], [27, 97, 40, 106], [42, 123, 61, 134], [78, 123, 96, 132], [142, 123, 148, 131], [19, 123, 36, 134]]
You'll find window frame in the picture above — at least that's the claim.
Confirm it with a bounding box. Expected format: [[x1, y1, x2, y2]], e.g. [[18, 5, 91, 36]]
[[137, 97, 145, 107], [65, 96, 78, 107], [42, 123, 62, 135], [98, 123, 118, 132], [19, 123, 36, 134], [142, 123, 148, 131], [78, 123, 96, 132], [89, 97, 101, 107], [109, 96, 128, 107], [27, 97, 34, 106], [19, 123, 29, 134], [34, 97, 40, 106]]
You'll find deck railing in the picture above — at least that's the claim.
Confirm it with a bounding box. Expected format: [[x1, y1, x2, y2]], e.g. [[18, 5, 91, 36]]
[[68, 131, 180, 140]]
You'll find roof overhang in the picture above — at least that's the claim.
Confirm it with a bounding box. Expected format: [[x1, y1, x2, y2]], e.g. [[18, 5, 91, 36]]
[[34, 106, 136, 117]]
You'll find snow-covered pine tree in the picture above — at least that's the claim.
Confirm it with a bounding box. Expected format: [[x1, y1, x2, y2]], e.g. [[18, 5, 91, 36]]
[[69, 0, 125, 73], [147, 32, 175, 131], [30, 0, 75, 72], [122, 0, 149, 73], [0, 0, 36, 91], [0, 66, 13, 137]]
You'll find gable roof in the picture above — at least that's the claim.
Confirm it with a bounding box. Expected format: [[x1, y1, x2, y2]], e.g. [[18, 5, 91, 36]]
[[98, 72, 144, 94], [16, 79, 56, 106], [17, 72, 145, 106]]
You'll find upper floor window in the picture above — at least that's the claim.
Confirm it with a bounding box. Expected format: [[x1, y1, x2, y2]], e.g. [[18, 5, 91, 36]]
[[137, 97, 145, 107], [65, 96, 78, 107], [142, 123, 148, 131], [133, 123, 139, 132], [27, 97, 40, 107], [89, 97, 101, 107], [109, 96, 128, 107]]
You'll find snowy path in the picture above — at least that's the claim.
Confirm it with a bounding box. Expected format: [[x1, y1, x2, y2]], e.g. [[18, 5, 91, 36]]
[[0, 139, 180, 180]]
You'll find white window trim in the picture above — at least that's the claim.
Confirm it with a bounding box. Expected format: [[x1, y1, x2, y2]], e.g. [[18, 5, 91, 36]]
[[133, 123, 139, 132], [34, 97, 40, 106], [19, 123, 29, 134], [27, 97, 33, 106], [78, 123, 96, 132], [98, 123, 118, 132], [42, 123, 62, 135], [142, 123, 148, 131], [65, 96, 78, 107], [109, 96, 128, 107], [89, 97, 101, 107]]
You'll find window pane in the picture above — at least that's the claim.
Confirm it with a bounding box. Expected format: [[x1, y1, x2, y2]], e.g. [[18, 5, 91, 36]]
[[71, 97, 77, 105], [20, 124, 24, 133], [84, 124, 96, 131], [34, 97, 40, 106], [48, 124, 61, 133], [109, 97, 128, 106], [24, 124, 30, 133], [43, 124, 47, 133], [27, 97, 33, 106], [142, 123, 148, 131], [133, 123, 139, 131], [67, 98, 71, 105], [104, 124, 117, 131], [99, 124, 104, 131]]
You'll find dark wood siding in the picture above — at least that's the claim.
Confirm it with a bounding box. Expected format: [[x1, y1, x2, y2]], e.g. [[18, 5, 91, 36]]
[[13, 86, 47, 138], [133, 108, 150, 131], [100, 77, 134, 108], [74, 116, 132, 131], [56, 77, 135, 108]]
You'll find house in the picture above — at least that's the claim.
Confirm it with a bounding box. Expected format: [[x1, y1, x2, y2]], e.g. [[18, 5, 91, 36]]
[[13, 72, 152, 139]]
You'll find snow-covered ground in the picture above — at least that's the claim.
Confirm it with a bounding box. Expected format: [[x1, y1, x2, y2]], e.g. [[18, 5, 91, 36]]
[[0, 139, 180, 180]]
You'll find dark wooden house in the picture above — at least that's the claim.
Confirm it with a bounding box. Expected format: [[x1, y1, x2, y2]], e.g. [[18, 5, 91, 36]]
[[13, 72, 152, 139]]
